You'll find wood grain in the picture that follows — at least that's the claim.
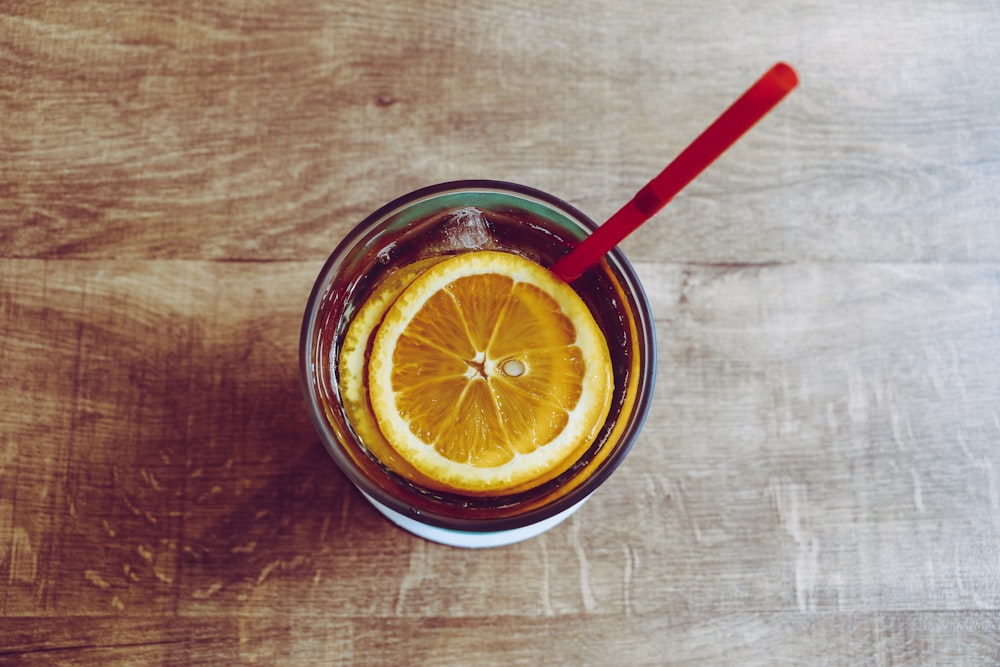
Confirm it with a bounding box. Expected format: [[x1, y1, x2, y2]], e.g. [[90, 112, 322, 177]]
[[2, 0, 999, 665]]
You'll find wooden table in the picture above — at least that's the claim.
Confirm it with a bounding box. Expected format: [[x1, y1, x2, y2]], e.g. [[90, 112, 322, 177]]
[[3, 1, 998, 664]]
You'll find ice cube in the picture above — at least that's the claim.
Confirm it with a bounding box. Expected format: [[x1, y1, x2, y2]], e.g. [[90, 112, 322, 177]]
[[438, 207, 495, 251], [376, 241, 396, 264]]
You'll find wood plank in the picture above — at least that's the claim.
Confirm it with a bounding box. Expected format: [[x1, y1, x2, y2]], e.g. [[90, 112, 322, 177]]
[[2, 1, 998, 263], [2, 612, 999, 665], [2, 258, 996, 621]]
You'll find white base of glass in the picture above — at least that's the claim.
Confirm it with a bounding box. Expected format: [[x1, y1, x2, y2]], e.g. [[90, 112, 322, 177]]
[[360, 490, 590, 549]]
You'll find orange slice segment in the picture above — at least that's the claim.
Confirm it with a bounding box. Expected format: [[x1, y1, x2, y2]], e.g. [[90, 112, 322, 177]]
[[368, 250, 613, 493]]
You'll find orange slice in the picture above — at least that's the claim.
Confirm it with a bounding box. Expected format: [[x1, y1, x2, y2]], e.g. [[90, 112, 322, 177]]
[[338, 257, 444, 487], [367, 250, 613, 493]]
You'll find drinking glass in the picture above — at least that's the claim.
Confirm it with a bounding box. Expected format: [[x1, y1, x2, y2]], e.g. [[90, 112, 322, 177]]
[[300, 180, 656, 548]]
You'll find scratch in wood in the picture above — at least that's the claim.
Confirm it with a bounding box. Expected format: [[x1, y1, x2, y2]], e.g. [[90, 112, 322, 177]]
[[195, 485, 223, 503], [339, 485, 351, 535], [978, 458, 999, 513], [85, 569, 111, 590], [256, 555, 309, 586], [796, 536, 820, 613], [231, 540, 257, 554], [113, 464, 144, 517], [953, 543, 988, 609], [928, 344, 950, 400], [153, 568, 174, 585], [395, 539, 427, 616], [101, 519, 117, 538], [678, 268, 692, 305], [538, 536, 555, 617], [829, 571, 845, 611], [670, 476, 704, 544], [622, 543, 634, 617], [890, 412, 910, 450], [957, 433, 976, 464], [0, 502, 10, 567], [826, 402, 839, 430], [569, 517, 596, 613], [121, 491, 142, 517], [8, 527, 37, 584], [778, 368, 795, 434], [0, 440, 15, 473], [319, 514, 332, 542], [110, 595, 125, 611], [137, 545, 154, 563], [847, 368, 869, 427], [123, 563, 139, 582], [140, 468, 164, 492], [192, 581, 223, 599], [910, 468, 925, 513], [235, 478, 253, 496], [641, 472, 658, 499], [957, 434, 1000, 517], [770, 479, 819, 613], [182, 544, 205, 561], [254, 509, 270, 521]]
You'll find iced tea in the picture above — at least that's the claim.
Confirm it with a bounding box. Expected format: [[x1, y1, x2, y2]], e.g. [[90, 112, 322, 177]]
[[300, 181, 655, 544]]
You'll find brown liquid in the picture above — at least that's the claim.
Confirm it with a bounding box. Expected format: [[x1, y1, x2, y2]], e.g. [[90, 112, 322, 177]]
[[310, 201, 640, 522]]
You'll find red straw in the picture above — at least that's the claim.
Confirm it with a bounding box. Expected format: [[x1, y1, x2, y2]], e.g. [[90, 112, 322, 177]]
[[551, 62, 799, 283]]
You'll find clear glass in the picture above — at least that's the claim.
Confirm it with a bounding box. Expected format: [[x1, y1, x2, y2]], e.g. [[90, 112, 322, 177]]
[[300, 181, 656, 547]]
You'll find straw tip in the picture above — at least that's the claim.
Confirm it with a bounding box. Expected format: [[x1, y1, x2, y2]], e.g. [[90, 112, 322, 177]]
[[771, 62, 799, 90]]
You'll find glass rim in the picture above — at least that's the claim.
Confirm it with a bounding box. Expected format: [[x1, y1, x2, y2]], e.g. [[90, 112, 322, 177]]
[[299, 180, 657, 532]]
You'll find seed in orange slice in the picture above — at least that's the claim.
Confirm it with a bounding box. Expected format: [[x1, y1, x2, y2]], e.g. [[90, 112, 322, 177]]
[[367, 250, 613, 493]]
